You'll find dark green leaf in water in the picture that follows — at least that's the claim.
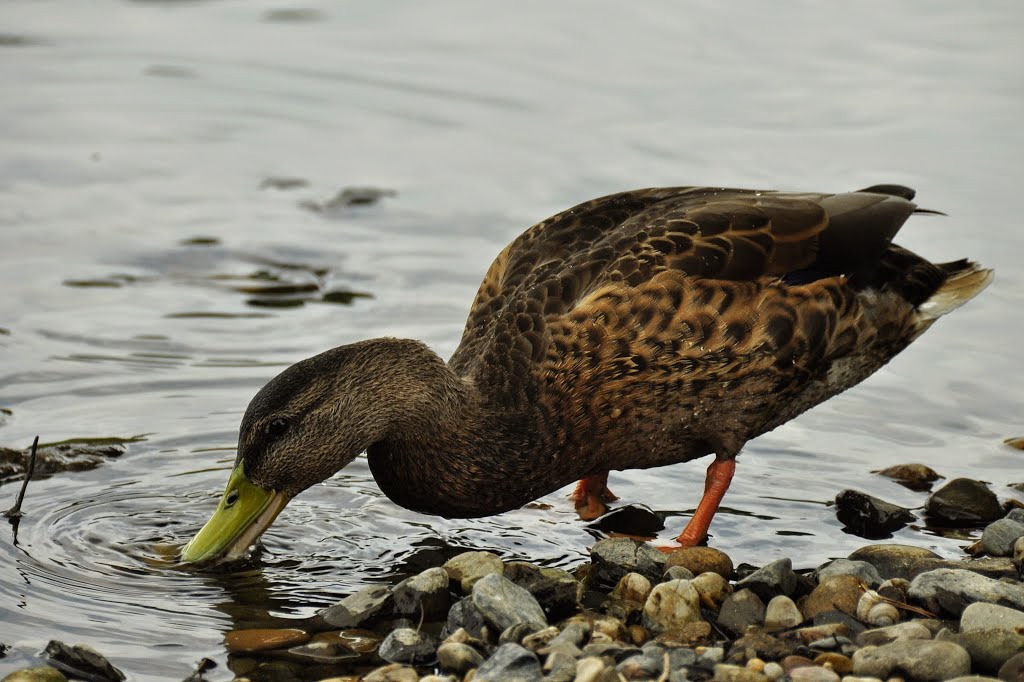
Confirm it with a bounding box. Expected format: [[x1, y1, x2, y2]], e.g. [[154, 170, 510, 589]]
[[321, 290, 373, 305]]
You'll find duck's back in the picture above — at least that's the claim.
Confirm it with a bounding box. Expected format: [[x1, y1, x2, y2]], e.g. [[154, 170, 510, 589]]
[[448, 185, 989, 476]]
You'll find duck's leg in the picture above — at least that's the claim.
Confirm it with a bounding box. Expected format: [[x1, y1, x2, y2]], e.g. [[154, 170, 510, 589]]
[[570, 472, 618, 521], [665, 456, 736, 549]]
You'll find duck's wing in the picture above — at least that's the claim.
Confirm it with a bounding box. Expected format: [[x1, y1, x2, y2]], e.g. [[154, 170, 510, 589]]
[[449, 185, 925, 403]]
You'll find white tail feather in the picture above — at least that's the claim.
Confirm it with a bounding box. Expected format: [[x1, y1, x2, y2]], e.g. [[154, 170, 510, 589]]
[[917, 262, 994, 321]]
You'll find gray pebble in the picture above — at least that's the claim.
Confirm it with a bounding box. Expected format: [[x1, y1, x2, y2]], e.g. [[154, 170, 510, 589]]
[[815, 558, 883, 588], [446, 596, 488, 639], [936, 628, 1024, 674], [320, 584, 392, 628], [473, 643, 543, 682], [663, 565, 695, 581], [503, 561, 581, 620], [616, 650, 666, 679], [909, 568, 1024, 615], [590, 538, 667, 587], [543, 650, 577, 682], [980, 518, 1024, 557], [377, 628, 436, 666], [436, 642, 483, 677], [472, 573, 547, 632], [718, 588, 766, 635], [852, 640, 970, 680], [392, 566, 449, 620], [960, 602, 1024, 633], [735, 558, 798, 601]]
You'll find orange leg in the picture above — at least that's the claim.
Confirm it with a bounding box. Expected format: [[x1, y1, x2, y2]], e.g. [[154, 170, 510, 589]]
[[570, 472, 619, 521], [667, 457, 736, 549]]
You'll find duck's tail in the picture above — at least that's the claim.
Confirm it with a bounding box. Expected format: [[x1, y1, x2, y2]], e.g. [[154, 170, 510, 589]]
[[916, 259, 994, 322]]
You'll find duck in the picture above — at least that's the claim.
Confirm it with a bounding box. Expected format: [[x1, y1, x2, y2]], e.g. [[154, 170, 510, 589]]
[[181, 183, 992, 564]]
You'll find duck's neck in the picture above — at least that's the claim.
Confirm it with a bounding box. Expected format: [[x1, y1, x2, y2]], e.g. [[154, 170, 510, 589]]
[[365, 349, 556, 518]]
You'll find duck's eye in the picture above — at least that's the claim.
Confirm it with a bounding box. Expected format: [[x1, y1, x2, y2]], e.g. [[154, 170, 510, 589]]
[[267, 417, 289, 439], [224, 490, 239, 507]]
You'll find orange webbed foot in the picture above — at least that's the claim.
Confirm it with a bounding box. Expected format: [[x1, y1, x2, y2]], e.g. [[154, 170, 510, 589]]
[[570, 473, 618, 521]]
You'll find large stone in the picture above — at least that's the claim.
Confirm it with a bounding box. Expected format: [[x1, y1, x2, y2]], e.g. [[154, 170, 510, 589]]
[[925, 478, 1003, 525], [590, 538, 667, 587], [642, 579, 702, 634], [444, 551, 505, 592], [961, 602, 1024, 633], [855, 619, 935, 647], [503, 561, 580, 619], [834, 490, 916, 538], [736, 558, 798, 602], [909, 568, 1024, 615], [472, 573, 547, 632], [611, 572, 653, 605], [377, 628, 436, 666], [764, 595, 804, 631], [910, 557, 1020, 581], [392, 567, 449, 620], [446, 596, 488, 638], [320, 585, 392, 628], [2, 669, 68, 682], [474, 643, 543, 682], [42, 642, 125, 682], [848, 543, 941, 580], [980, 518, 1024, 557], [852, 640, 971, 680], [801, 575, 863, 620], [937, 628, 1024, 674], [437, 642, 484, 677], [718, 588, 766, 635], [815, 559, 883, 588], [664, 546, 733, 579]]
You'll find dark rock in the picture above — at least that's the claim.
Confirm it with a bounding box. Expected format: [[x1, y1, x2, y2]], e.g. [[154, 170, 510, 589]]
[[581, 641, 641, 661], [43, 641, 125, 682], [443, 551, 504, 593], [472, 573, 547, 633], [259, 176, 309, 191], [392, 567, 449, 620], [503, 561, 580, 619], [925, 478, 1003, 525], [377, 628, 436, 666], [852, 640, 970, 680], [848, 543, 941, 580], [616, 651, 666, 679], [664, 546, 733, 579], [873, 463, 943, 491], [590, 538, 667, 588], [981, 518, 1024, 557], [303, 186, 397, 212], [321, 585, 392, 629], [1000, 651, 1024, 682], [436, 642, 484, 677], [735, 558, 797, 602], [473, 643, 543, 682], [909, 568, 1024, 615], [718, 588, 766, 635], [936, 628, 1024, 674], [446, 596, 489, 639], [278, 641, 361, 665], [815, 559, 883, 587], [586, 504, 665, 537], [835, 490, 916, 537]]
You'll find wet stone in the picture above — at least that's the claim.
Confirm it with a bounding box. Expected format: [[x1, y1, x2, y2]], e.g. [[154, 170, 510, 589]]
[[835, 490, 916, 537], [854, 639, 971, 680], [321, 585, 392, 629], [590, 538, 667, 587], [873, 463, 943, 491], [980, 518, 1024, 557], [471, 573, 547, 632], [586, 504, 665, 536], [311, 629, 381, 656], [361, 663, 418, 682], [664, 546, 733, 579], [445, 596, 488, 639], [377, 628, 436, 666], [2, 669, 68, 682], [925, 477, 1003, 525], [815, 559, 883, 588], [848, 543, 941, 580], [719, 588, 766, 635], [503, 561, 580, 619], [473, 643, 543, 682], [224, 628, 307, 656], [279, 640, 361, 665], [436, 642, 483, 677], [764, 595, 804, 631], [0, 442, 126, 484], [641, 578, 701, 634], [909, 568, 1024, 615], [736, 558, 798, 602], [801, 574, 863, 620], [443, 551, 504, 593], [41, 642, 125, 682], [392, 566, 449, 620]]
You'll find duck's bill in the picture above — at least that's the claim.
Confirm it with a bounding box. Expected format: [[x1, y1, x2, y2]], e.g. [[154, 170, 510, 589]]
[[180, 464, 291, 565]]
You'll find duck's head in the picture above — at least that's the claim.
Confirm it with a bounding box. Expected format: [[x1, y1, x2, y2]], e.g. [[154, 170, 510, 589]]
[[180, 337, 450, 565]]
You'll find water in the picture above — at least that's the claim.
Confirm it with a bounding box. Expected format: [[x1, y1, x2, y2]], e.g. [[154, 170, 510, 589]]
[[1, 1, 1022, 678]]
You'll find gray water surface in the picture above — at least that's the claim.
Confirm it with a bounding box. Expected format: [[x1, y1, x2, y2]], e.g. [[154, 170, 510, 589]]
[[1, 2, 1022, 679]]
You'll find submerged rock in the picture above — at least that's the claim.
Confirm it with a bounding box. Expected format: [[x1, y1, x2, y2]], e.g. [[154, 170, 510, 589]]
[[43, 641, 125, 682], [834, 490, 916, 537], [320, 585, 392, 628], [925, 478, 1003, 525], [873, 463, 943, 491], [224, 628, 310, 654], [0, 441, 128, 484]]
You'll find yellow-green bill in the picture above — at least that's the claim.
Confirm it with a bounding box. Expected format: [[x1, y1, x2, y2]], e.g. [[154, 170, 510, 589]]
[[180, 464, 290, 564]]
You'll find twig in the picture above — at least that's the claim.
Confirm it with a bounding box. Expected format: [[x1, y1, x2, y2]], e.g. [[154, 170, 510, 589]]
[[5, 435, 39, 518]]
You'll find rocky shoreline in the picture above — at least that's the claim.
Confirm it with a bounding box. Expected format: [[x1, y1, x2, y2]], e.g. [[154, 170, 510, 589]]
[[3, 476, 1024, 682]]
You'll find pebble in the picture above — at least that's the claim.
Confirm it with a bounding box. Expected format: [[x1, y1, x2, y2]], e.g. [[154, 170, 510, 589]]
[[834, 490, 916, 537], [936, 628, 1024, 675], [362, 663, 419, 682], [573, 657, 610, 682], [698, 646, 725, 666], [925, 478, 1003, 524], [719, 588, 767, 634], [736, 558, 798, 602], [543, 650, 577, 682], [847, 544, 941, 581], [763, 661, 785, 680], [443, 551, 504, 592], [713, 664, 771, 682], [855, 621, 933, 647], [909, 557, 1020, 581], [790, 666, 841, 682], [815, 652, 855, 674], [539, 621, 589, 655], [980, 518, 1024, 557], [663, 565, 696, 581], [436, 642, 484, 676], [320, 585, 392, 628], [473, 643, 543, 681], [729, 630, 799, 662], [392, 566, 449, 620], [446, 596, 489, 639], [616, 650, 667, 679], [224, 628, 310, 654], [471, 573, 548, 632], [280, 640, 362, 665], [765, 595, 804, 630], [2, 669, 68, 682], [589, 538, 667, 587], [909, 568, 1024, 615], [504, 562, 580, 619], [802, 575, 865, 620], [816, 559, 884, 588], [377, 628, 436, 665], [852, 640, 971, 680], [1016, 537, 1024, 563], [999, 652, 1024, 681], [520, 625, 559, 651], [641, 578, 702, 633], [960, 602, 1024, 633], [665, 546, 734, 579], [611, 572, 653, 604], [691, 570, 730, 608]]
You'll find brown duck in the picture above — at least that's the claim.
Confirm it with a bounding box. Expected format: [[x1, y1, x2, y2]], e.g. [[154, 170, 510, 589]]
[[181, 184, 992, 564]]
